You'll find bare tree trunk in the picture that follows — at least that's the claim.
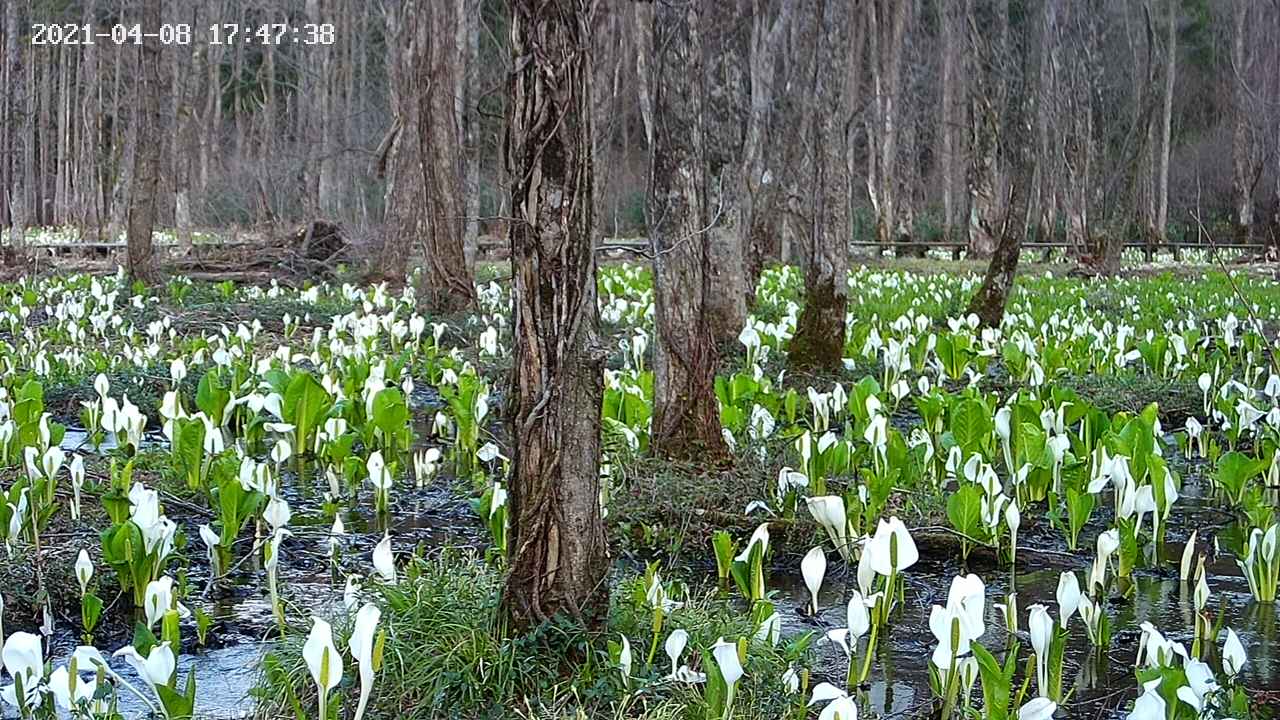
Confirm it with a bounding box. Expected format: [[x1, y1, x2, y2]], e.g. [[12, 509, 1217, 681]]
[[420, 0, 477, 311], [634, 3, 655, 149], [457, 0, 481, 262], [867, 0, 912, 251], [1062, 2, 1098, 257], [380, 2, 419, 281], [646, 0, 729, 462], [380, 1, 475, 311], [1229, 0, 1255, 242], [940, 0, 960, 247], [4, 0, 25, 245], [1155, 0, 1176, 245], [702, 6, 748, 347], [741, 0, 794, 310], [965, 0, 1007, 259], [503, 0, 609, 630], [967, 2, 1035, 327], [1032, 0, 1058, 248], [791, 0, 850, 372], [127, 0, 164, 285]]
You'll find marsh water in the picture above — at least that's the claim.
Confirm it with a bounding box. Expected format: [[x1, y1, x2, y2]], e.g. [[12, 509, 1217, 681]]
[[33, 417, 1280, 719]]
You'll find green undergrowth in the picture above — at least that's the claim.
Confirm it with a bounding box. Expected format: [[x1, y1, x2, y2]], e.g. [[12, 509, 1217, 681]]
[[254, 551, 801, 720]]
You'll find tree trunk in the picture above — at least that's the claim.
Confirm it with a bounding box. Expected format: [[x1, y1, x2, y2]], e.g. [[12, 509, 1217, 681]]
[[698, 5, 747, 346], [126, 0, 164, 285], [380, 1, 475, 311], [1155, 0, 1176, 244], [967, 2, 1035, 327], [4, 0, 25, 245], [965, 0, 1007, 259], [1062, 2, 1098, 257], [503, 0, 609, 630], [1229, 0, 1254, 242], [742, 0, 794, 307], [646, 0, 730, 462], [791, 0, 850, 372], [380, 2, 419, 281], [867, 0, 912, 252], [940, 0, 960, 247], [420, 0, 477, 311]]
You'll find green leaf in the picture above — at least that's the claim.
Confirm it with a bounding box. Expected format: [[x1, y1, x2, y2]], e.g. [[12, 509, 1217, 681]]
[[284, 372, 332, 455], [950, 399, 993, 453], [946, 484, 985, 540], [196, 371, 231, 426], [371, 388, 410, 437], [972, 643, 1011, 720]]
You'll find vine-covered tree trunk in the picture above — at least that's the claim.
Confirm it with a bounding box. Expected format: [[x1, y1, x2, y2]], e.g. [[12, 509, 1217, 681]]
[[126, 0, 163, 285], [647, 0, 729, 462], [503, 0, 609, 630], [790, 0, 849, 372]]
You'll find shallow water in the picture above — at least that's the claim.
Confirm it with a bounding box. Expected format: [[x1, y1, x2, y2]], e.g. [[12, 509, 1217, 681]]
[[32, 419, 1279, 718], [763, 456, 1279, 718]]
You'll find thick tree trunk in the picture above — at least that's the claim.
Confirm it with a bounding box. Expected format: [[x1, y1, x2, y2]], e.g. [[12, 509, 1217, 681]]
[[126, 0, 164, 285], [380, 1, 475, 311], [965, 0, 1007, 259], [380, 3, 420, 282], [420, 0, 476, 311], [646, 0, 729, 462], [741, 0, 794, 312], [503, 0, 609, 630], [791, 0, 849, 372], [1062, 3, 1098, 257], [700, 5, 748, 346], [967, 4, 1034, 327]]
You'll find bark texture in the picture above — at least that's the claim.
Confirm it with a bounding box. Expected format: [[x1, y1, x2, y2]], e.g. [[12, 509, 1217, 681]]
[[867, 0, 912, 251], [647, 0, 730, 462], [967, 0, 1035, 326], [965, 0, 1008, 259], [741, 0, 794, 308], [380, 1, 476, 311], [1229, 0, 1256, 241], [126, 0, 163, 284], [790, 0, 850, 372], [503, 0, 609, 630]]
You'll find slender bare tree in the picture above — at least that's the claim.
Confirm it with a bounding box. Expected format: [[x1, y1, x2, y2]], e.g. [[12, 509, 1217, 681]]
[[1229, 0, 1258, 242], [1155, 0, 1177, 245], [503, 0, 609, 629]]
